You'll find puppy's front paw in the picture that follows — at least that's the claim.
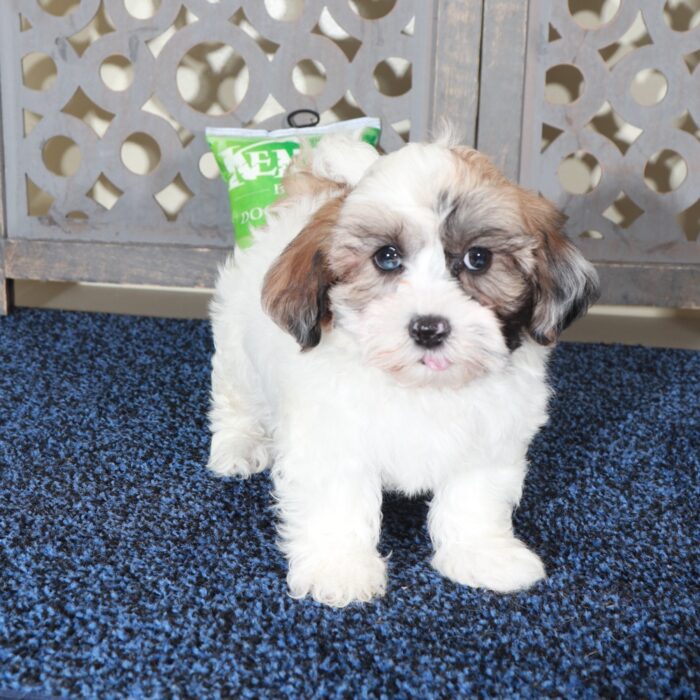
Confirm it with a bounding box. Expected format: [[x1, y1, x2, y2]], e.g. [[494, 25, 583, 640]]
[[207, 430, 269, 478], [287, 549, 387, 607], [432, 537, 545, 593]]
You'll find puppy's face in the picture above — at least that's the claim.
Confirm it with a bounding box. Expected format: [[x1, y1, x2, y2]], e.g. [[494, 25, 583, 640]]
[[263, 143, 599, 388]]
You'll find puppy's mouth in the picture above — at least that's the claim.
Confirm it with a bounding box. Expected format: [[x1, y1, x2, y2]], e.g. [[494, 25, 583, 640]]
[[420, 354, 452, 372]]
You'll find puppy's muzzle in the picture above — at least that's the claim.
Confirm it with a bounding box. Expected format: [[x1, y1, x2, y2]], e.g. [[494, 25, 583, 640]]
[[409, 315, 451, 348]]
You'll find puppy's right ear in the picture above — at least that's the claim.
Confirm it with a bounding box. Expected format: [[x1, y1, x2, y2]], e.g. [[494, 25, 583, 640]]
[[261, 196, 344, 349]]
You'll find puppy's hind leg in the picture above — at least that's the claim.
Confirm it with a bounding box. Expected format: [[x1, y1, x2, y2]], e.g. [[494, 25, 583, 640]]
[[207, 355, 270, 478]]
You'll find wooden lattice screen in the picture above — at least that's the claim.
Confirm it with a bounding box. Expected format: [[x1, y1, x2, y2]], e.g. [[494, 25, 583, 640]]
[[0, 0, 481, 312], [479, 0, 699, 307], [1, 0, 698, 313]]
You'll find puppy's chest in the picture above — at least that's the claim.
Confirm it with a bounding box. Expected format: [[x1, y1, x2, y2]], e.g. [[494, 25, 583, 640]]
[[355, 372, 548, 495], [358, 390, 489, 495]]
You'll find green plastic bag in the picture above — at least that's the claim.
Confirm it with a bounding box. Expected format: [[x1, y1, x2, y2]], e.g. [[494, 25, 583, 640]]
[[206, 117, 381, 248]]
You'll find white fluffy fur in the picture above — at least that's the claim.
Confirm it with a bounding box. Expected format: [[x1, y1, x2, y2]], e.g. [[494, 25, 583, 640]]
[[209, 139, 553, 607]]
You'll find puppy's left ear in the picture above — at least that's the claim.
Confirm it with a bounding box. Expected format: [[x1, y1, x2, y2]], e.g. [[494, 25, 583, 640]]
[[261, 196, 343, 349], [521, 192, 600, 345]]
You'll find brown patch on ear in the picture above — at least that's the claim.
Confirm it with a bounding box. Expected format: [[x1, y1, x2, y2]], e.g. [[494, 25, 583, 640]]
[[261, 195, 345, 349], [519, 189, 600, 345]]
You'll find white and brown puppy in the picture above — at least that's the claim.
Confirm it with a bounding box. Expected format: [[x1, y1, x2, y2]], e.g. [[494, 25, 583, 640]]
[[208, 135, 599, 607]]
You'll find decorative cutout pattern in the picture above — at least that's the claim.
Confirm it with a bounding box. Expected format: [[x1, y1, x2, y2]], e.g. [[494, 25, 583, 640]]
[[522, 0, 700, 264], [0, 0, 432, 245]]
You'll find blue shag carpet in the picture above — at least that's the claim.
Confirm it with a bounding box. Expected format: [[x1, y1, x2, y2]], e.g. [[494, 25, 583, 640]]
[[0, 308, 698, 699]]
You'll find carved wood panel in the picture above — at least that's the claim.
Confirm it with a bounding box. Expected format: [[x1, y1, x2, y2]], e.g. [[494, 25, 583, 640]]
[[0, 0, 435, 247], [520, 0, 700, 266]]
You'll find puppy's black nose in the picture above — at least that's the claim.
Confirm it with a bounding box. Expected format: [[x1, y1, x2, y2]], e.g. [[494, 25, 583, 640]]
[[408, 315, 451, 348]]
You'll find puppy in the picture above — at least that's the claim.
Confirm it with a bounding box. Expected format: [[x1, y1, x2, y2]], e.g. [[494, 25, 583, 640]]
[[208, 135, 599, 607]]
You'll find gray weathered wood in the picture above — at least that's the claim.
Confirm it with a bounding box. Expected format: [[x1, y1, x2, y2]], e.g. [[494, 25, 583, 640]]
[[477, 0, 531, 179], [517, 0, 699, 268], [0, 276, 14, 316], [2, 0, 698, 312], [0, 0, 447, 313], [4, 240, 227, 289], [476, 0, 700, 307], [430, 0, 484, 146], [1, 0, 433, 249], [596, 263, 700, 308], [0, 38, 10, 316], [519, 0, 547, 189]]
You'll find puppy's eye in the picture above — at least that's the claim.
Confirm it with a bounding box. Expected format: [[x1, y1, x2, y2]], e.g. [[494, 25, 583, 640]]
[[464, 247, 492, 273], [373, 245, 403, 272]]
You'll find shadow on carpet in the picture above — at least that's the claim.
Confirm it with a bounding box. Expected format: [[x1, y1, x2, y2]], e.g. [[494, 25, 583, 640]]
[[0, 309, 698, 698]]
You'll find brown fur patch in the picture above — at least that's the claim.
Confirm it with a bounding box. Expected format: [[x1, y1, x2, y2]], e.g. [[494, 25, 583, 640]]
[[517, 188, 600, 344], [444, 153, 598, 347], [451, 147, 509, 188], [261, 195, 346, 348], [441, 188, 536, 318], [328, 209, 411, 313]]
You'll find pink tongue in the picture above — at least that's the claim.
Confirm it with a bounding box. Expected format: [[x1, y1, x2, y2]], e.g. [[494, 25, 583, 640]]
[[423, 355, 451, 371]]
